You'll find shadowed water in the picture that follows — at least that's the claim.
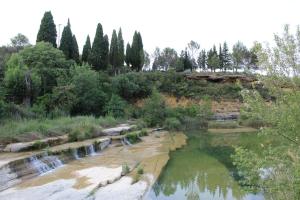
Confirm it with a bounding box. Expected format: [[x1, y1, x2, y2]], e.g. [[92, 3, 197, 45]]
[[146, 130, 265, 200]]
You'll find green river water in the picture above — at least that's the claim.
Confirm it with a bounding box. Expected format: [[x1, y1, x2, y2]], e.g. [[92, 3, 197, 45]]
[[146, 130, 265, 200]]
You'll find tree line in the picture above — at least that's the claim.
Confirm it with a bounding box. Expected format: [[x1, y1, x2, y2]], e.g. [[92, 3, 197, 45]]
[[36, 11, 145, 74], [152, 40, 259, 72]]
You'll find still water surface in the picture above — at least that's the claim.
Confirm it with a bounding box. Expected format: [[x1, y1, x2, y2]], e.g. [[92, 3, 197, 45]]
[[146, 131, 264, 200]]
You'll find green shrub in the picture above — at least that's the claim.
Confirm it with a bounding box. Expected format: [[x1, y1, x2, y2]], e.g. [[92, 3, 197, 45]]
[[125, 132, 140, 144], [122, 163, 130, 175], [164, 117, 181, 130], [143, 89, 166, 127], [68, 129, 86, 142], [105, 94, 127, 118], [139, 129, 148, 137], [137, 165, 144, 175]]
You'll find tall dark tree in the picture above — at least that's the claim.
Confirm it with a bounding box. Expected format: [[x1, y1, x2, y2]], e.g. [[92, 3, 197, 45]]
[[130, 31, 144, 71], [219, 44, 224, 71], [59, 19, 73, 60], [36, 11, 57, 47], [181, 49, 192, 71], [197, 50, 206, 71], [82, 35, 91, 63], [89, 23, 104, 70], [125, 43, 131, 66], [117, 28, 125, 67], [222, 42, 231, 72], [72, 35, 80, 64], [102, 34, 110, 70], [109, 30, 118, 74], [207, 47, 219, 72]]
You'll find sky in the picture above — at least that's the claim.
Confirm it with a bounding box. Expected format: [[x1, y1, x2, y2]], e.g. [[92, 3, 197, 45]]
[[1, 0, 300, 55]]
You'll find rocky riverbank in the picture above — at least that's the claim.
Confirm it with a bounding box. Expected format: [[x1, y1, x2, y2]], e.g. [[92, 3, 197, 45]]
[[0, 130, 187, 200]]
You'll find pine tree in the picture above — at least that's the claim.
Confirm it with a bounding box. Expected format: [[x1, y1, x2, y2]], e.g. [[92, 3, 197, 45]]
[[197, 50, 206, 71], [36, 11, 57, 47], [219, 44, 224, 71], [183, 50, 192, 71], [72, 35, 80, 63], [59, 19, 73, 60], [82, 35, 91, 63], [130, 31, 144, 71], [117, 28, 125, 67], [89, 23, 104, 70], [102, 34, 110, 70], [109, 30, 118, 74], [125, 43, 131, 66], [222, 42, 231, 72]]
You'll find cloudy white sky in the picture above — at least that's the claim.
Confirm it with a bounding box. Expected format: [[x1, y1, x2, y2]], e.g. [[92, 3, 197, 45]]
[[1, 0, 300, 54]]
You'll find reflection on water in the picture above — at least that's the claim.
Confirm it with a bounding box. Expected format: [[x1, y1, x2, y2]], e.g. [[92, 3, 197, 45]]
[[146, 131, 264, 200]]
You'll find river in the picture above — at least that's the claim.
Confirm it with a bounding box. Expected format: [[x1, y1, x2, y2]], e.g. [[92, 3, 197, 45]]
[[145, 130, 265, 200]]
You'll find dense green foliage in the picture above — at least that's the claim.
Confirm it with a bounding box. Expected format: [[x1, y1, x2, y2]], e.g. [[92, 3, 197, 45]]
[[232, 25, 300, 200], [82, 35, 91, 63], [36, 11, 57, 47]]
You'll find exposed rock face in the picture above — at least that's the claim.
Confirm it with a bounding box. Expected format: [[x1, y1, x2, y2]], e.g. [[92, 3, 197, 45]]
[[185, 73, 257, 83], [3, 136, 68, 152], [0, 131, 187, 200], [0, 137, 111, 191], [212, 112, 240, 121], [2, 124, 134, 153], [102, 124, 135, 136]]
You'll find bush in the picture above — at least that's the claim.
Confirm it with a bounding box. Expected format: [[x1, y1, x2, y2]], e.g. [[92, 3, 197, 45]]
[[112, 72, 152, 101], [68, 129, 86, 142], [105, 94, 127, 118], [164, 117, 181, 130], [122, 163, 130, 175], [125, 132, 141, 144], [137, 165, 144, 175], [143, 89, 166, 127]]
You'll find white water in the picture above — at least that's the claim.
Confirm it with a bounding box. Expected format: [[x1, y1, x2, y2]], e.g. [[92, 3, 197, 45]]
[[28, 154, 63, 175], [73, 149, 80, 159], [123, 137, 132, 146], [86, 145, 96, 156]]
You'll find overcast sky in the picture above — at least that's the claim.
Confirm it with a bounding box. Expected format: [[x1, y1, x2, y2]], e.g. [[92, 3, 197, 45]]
[[1, 0, 300, 54]]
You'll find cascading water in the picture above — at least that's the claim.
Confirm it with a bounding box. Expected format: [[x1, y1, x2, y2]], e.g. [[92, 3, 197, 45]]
[[28, 156, 51, 174], [86, 144, 96, 156], [123, 137, 132, 146], [73, 149, 80, 159], [28, 154, 63, 175]]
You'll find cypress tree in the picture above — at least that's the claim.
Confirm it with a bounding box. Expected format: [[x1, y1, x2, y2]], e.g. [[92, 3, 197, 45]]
[[117, 28, 125, 67], [102, 34, 110, 70], [72, 35, 80, 63], [219, 44, 224, 71], [125, 43, 131, 66], [82, 35, 91, 63], [131, 31, 144, 71], [36, 11, 57, 47], [59, 19, 73, 60], [89, 23, 104, 70], [222, 42, 231, 72], [109, 30, 118, 74]]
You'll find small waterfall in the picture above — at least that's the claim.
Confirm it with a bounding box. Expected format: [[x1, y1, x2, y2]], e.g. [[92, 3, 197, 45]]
[[29, 156, 51, 174], [28, 154, 63, 175], [123, 137, 132, 146], [86, 144, 96, 156], [73, 149, 80, 159]]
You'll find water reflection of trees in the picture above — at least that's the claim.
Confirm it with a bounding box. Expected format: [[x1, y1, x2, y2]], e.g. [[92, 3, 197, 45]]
[[153, 133, 249, 200]]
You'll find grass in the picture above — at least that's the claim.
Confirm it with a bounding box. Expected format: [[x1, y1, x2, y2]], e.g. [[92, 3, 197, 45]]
[[0, 115, 123, 144]]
